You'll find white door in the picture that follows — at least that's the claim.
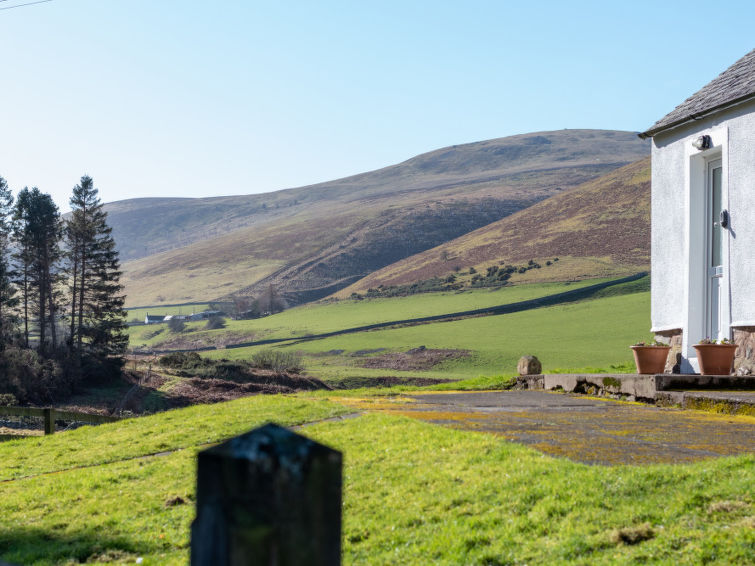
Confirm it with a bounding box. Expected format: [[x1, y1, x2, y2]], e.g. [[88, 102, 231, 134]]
[[706, 159, 724, 340]]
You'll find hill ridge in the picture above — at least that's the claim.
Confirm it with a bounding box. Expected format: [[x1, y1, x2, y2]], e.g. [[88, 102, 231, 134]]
[[338, 156, 651, 296], [115, 130, 649, 306]]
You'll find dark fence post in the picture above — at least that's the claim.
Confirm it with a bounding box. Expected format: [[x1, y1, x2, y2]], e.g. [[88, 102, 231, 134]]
[[191, 423, 342, 566], [43, 408, 54, 435]]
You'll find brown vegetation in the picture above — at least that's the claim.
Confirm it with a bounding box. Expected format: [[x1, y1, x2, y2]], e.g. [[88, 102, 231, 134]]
[[339, 157, 650, 295], [116, 130, 649, 306], [359, 347, 471, 371]]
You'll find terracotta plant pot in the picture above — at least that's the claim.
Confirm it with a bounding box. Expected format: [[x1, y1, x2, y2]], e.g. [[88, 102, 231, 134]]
[[630, 345, 670, 374], [693, 344, 738, 375]]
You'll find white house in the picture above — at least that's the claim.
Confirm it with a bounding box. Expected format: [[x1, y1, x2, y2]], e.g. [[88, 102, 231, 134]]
[[145, 314, 166, 325], [640, 49, 755, 374]]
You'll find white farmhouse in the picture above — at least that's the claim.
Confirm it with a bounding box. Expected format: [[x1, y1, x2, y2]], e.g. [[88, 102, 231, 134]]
[[640, 49, 755, 374], [145, 314, 166, 325]]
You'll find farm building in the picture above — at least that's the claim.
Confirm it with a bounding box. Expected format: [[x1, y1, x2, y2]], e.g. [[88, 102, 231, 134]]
[[188, 310, 225, 321], [144, 314, 166, 325], [640, 48, 755, 374]]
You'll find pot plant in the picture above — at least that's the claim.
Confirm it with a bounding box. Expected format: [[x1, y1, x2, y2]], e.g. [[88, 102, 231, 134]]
[[630, 340, 670, 374], [693, 338, 738, 375]]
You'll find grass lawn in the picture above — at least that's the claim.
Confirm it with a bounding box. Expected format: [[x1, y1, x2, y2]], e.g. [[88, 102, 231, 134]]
[[0, 396, 751, 565], [318, 414, 754, 565], [0, 395, 347, 482], [127, 279, 614, 349], [206, 289, 652, 380]]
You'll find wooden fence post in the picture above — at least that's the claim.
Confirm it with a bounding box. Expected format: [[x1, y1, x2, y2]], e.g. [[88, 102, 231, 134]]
[[43, 408, 54, 435], [190, 423, 342, 566]]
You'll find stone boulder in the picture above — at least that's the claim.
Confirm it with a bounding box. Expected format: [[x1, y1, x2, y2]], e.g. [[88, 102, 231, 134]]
[[517, 355, 542, 376]]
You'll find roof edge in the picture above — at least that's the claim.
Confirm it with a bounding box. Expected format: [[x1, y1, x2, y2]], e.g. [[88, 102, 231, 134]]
[[639, 91, 755, 139]]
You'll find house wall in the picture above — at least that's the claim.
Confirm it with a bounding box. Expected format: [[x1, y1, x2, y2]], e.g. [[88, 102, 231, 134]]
[[650, 135, 686, 333], [651, 99, 755, 371]]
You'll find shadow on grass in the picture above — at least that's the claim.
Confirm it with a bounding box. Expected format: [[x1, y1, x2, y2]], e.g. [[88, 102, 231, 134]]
[[0, 526, 163, 564]]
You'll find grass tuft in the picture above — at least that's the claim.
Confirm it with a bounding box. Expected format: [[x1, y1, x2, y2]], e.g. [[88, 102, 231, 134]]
[[609, 523, 655, 545], [250, 349, 303, 373]]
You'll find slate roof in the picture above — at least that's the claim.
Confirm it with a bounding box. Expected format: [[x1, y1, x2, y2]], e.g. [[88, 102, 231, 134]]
[[641, 49, 755, 138]]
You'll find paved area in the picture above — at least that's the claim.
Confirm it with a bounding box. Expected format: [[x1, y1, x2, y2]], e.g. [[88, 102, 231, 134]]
[[339, 390, 755, 466]]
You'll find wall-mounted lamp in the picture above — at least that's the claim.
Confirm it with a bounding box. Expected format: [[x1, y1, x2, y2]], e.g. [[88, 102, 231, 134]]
[[692, 135, 712, 150]]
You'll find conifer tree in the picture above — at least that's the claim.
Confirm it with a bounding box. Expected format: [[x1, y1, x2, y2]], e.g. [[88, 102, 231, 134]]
[[12, 188, 62, 354], [12, 189, 32, 348], [0, 177, 17, 349], [66, 176, 127, 377]]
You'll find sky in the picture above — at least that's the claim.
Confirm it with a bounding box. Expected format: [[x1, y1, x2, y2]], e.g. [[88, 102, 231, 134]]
[[0, 0, 753, 211]]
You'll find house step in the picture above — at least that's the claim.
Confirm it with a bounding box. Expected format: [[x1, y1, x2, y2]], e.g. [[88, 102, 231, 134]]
[[517, 373, 755, 414], [656, 391, 755, 416]]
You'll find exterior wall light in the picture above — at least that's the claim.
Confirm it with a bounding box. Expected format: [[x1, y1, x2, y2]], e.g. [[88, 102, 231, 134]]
[[692, 135, 712, 150]]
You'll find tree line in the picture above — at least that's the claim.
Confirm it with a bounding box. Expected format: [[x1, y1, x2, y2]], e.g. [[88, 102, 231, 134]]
[[0, 175, 126, 404]]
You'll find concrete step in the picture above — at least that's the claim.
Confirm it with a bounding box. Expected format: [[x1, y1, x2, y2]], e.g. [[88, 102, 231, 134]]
[[656, 390, 755, 416], [517, 373, 755, 415]]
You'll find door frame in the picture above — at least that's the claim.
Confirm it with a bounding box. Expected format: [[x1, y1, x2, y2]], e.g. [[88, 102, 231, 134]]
[[681, 127, 730, 373]]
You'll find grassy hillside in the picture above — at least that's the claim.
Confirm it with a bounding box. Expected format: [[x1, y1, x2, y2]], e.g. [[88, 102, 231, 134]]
[[128, 277, 652, 383], [127, 279, 610, 350], [204, 286, 651, 381], [0, 396, 751, 564], [339, 157, 650, 296], [116, 130, 648, 306]]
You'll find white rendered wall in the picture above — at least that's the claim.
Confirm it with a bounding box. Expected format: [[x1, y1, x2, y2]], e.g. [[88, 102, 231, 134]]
[[726, 109, 755, 327], [650, 138, 686, 333], [651, 100, 755, 369]]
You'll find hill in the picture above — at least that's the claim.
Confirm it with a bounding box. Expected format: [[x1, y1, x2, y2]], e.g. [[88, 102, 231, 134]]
[[114, 130, 648, 306], [337, 156, 650, 296]]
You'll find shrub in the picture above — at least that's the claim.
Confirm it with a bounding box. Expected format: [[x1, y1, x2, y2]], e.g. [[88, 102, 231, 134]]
[[167, 318, 185, 333], [205, 315, 226, 330], [0, 393, 17, 406], [250, 350, 303, 373], [158, 352, 210, 371], [0, 348, 69, 403]]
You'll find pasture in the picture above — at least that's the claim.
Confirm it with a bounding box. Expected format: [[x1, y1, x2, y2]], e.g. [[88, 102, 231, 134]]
[[205, 286, 651, 381], [128, 277, 652, 381], [0, 395, 751, 565]]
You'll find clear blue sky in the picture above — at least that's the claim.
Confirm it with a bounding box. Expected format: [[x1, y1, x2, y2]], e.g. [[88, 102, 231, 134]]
[[0, 0, 752, 211]]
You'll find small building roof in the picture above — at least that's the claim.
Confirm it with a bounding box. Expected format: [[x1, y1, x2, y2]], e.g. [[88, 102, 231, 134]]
[[640, 49, 755, 139]]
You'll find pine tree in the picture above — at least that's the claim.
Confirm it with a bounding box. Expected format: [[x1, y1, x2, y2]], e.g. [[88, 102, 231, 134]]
[[12, 188, 62, 354], [66, 176, 127, 378], [0, 177, 17, 349], [12, 189, 32, 348]]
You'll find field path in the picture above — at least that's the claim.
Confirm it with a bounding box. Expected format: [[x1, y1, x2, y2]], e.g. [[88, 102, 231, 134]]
[[334, 390, 755, 466]]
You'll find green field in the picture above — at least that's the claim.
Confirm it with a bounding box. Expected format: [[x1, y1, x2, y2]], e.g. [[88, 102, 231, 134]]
[[128, 278, 652, 380], [201, 285, 651, 380], [127, 279, 609, 347], [0, 395, 751, 565]]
